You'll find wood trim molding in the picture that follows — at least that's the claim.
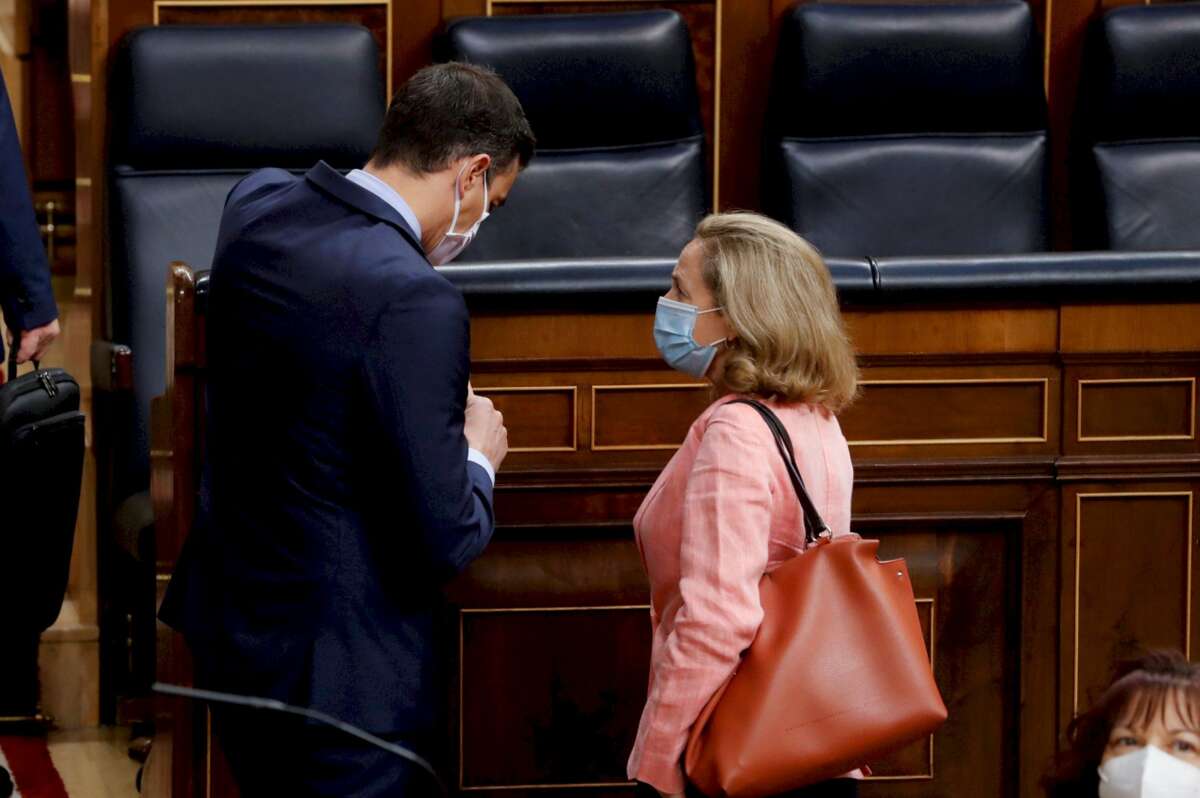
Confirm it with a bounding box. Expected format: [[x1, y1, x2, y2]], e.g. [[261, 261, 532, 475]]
[[848, 378, 1050, 447], [1073, 491, 1196, 713], [590, 383, 709, 452], [1076, 377, 1197, 443], [472, 385, 579, 453], [457, 604, 650, 791]]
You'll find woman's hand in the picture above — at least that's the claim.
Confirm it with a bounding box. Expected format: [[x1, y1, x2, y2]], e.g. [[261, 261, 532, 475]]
[[657, 792, 685, 798]]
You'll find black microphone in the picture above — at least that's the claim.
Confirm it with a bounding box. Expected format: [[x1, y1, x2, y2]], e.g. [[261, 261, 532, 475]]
[[152, 682, 448, 795]]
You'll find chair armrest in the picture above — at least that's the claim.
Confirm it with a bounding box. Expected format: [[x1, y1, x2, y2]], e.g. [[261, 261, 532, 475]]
[[91, 340, 134, 393]]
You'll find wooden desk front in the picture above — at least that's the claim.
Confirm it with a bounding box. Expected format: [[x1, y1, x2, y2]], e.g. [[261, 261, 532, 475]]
[[152, 280, 1200, 798]]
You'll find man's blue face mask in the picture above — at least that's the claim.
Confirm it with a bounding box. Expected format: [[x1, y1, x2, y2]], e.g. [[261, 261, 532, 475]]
[[653, 296, 726, 379]]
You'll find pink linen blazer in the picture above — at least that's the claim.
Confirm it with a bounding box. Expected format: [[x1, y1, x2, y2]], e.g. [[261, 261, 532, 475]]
[[627, 394, 856, 794]]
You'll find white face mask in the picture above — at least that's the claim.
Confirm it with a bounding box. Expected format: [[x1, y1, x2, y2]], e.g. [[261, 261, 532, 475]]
[[1099, 746, 1200, 798], [426, 164, 489, 266]]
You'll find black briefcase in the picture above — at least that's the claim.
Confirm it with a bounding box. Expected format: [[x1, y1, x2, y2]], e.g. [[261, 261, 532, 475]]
[[0, 339, 85, 634]]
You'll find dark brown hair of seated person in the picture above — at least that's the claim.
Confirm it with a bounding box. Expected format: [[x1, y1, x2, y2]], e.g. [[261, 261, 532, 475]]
[[371, 62, 536, 176], [1041, 650, 1200, 798]]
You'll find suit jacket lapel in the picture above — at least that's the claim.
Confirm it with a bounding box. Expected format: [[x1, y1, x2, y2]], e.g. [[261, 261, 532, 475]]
[[305, 161, 425, 256]]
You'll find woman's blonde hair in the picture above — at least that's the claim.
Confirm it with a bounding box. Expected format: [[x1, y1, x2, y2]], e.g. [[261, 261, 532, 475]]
[[695, 212, 859, 411]]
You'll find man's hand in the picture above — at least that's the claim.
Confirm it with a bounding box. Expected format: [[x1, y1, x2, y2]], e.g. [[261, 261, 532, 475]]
[[9, 318, 60, 364], [464, 384, 508, 472]]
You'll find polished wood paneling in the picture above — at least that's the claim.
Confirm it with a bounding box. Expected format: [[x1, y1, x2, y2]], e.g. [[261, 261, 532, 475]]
[[844, 308, 1060, 356], [1062, 304, 1200, 353], [860, 520, 1018, 797], [472, 313, 660, 362], [843, 378, 1049, 447], [592, 384, 711, 450], [1065, 363, 1200, 457], [714, 0, 771, 210], [494, 484, 654, 528], [1066, 489, 1197, 714], [459, 607, 651, 790], [1078, 379, 1196, 442], [473, 386, 578, 452], [1044, 0, 1146, 249], [29, 0, 76, 185]]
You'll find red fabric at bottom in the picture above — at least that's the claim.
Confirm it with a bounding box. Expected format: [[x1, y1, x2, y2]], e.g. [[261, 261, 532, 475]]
[[0, 736, 70, 798]]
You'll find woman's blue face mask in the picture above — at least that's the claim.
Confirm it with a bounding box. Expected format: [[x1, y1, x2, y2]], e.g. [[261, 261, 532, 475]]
[[653, 296, 725, 379]]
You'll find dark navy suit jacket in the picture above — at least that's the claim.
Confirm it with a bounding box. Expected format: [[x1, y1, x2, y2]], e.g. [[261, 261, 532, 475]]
[[160, 162, 496, 736], [0, 71, 58, 361]]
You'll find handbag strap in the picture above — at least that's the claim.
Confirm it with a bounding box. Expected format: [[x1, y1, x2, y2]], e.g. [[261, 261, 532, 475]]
[[729, 399, 832, 546]]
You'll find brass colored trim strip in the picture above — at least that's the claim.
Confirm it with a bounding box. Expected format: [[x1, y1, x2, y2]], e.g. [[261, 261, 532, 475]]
[[1074, 491, 1195, 713], [1076, 377, 1197, 442]]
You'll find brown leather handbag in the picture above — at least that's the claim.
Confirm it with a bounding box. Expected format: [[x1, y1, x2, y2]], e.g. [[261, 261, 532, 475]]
[[684, 400, 947, 798]]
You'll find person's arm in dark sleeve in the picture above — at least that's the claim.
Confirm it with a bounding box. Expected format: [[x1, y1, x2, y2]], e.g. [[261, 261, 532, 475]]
[[361, 272, 494, 579], [0, 71, 58, 347]]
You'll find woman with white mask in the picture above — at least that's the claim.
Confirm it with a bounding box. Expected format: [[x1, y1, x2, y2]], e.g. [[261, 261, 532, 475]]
[[1043, 651, 1200, 798]]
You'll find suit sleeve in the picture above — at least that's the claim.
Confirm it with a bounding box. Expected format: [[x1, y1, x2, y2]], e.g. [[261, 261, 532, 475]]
[[0, 71, 58, 339], [361, 273, 495, 580]]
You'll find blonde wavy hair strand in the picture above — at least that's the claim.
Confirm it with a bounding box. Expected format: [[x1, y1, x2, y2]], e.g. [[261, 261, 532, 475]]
[[695, 212, 859, 412]]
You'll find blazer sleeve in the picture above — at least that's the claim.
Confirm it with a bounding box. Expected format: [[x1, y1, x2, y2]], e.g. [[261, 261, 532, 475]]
[[628, 406, 773, 794], [360, 271, 495, 580], [0, 71, 58, 341]]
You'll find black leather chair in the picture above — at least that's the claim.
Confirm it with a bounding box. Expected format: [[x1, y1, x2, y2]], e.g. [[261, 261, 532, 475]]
[[1075, 3, 1200, 250], [95, 24, 382, 715], [765, 1, 1048, 258], [438, 10, 707, 261]]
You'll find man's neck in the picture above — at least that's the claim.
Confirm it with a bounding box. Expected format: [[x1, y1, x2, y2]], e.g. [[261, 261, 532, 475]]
[[363, 161, 445, 252]]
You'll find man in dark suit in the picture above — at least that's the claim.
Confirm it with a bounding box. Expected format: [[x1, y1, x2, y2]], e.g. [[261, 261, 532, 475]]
[[160, 63, 535, 796], [0, 70, 59, 371]]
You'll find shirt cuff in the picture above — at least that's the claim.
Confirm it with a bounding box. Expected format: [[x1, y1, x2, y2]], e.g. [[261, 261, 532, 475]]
[[466, 448, 496, 486], [632, 751, 687, 795]]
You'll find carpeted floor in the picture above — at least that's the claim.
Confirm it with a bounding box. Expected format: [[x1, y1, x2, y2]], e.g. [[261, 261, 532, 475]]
[[0, 736, 69, 798], [0, 729, 138, 798]]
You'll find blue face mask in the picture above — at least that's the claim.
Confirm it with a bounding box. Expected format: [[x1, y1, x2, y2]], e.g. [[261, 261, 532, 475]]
[[654, 296, 726, 378]]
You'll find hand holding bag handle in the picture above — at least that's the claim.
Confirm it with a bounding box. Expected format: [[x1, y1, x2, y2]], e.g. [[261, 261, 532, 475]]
[[6, 325, 40, 382]]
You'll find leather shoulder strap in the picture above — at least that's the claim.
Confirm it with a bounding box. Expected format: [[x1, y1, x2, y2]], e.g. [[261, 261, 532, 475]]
[[728, 399, 832, 545]]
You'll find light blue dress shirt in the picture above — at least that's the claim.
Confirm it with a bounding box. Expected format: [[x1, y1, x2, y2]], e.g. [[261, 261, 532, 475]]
[[344, 168, 496, 487]]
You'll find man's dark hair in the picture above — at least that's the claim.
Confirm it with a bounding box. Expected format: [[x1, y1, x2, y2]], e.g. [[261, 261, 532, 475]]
[[372, 62, 535, 175]]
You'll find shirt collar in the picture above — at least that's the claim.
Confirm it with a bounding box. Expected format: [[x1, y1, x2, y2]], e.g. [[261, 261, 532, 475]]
[[345, 168, 423, 239]]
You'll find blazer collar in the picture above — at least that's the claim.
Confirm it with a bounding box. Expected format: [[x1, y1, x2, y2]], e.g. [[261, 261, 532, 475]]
[[305, 161, 424, 254]]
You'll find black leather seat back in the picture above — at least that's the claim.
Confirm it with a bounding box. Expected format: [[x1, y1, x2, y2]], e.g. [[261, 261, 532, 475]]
[[767, 1, 1047, 258], [1079, 4, 1200, 250], [439, 11, 707, 261], [108, 24, 382, 492]]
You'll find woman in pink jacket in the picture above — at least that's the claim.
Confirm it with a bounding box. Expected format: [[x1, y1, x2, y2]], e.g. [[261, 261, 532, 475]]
[[629, 213, 860, 798]]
